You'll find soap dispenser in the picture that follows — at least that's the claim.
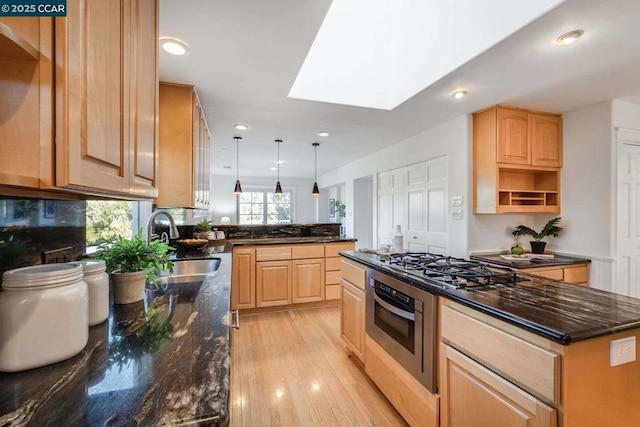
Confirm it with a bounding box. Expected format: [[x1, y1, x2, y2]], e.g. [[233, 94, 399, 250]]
[[393, 225, 404, 252]]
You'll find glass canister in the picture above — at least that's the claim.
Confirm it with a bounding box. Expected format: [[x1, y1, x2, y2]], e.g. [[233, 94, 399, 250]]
[[70, 260, 109, 326], [0, 263, 88, 372]]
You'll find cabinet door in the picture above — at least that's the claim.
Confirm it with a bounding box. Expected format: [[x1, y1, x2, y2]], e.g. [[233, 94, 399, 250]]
[[341, 279, 365, 362], [530, 114, 562, 167], [232, 248, 256, 309], [55, 0, 130, 194], [0, 17, 54, 189], [129, 0, 158, 198], [256, 260, 291, 307], [292, 258, 325, 303], [440, 344, 556, 427], [497, 108, 530, 165]]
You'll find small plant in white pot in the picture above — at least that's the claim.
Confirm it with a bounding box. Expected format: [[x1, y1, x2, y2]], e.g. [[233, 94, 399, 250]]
[[511, 217, 563, 254], [96, 230, 174, 304]]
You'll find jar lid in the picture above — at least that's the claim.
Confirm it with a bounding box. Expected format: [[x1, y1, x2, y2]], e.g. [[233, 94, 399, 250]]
[[69, 259, 106, 275], [2, 264, 84, 289]]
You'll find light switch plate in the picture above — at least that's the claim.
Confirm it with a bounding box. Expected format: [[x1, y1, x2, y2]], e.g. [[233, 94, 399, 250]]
[[610, 336, 636, 366], [451, 196, 463, 207], [452, 209, 463, 220]]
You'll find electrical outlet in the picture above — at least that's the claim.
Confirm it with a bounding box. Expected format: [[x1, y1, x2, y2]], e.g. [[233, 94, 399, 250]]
[[451, 196, 463, 207], [610, 336, 636, 367], [452, 210, 463, 220]]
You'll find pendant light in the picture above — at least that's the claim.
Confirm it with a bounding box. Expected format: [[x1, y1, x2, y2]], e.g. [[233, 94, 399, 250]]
[[233, 136, 243, 194], [312, 142, 320, 195], [274, 139, 283, 194]]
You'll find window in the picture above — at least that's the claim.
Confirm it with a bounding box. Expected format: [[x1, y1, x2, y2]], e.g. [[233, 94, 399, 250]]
[[238, 191, 292, 224]]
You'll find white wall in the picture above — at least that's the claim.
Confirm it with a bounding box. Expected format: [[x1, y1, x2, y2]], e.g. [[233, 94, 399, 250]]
[[319, 114, 471, 257], [210, 175, 317, 224]]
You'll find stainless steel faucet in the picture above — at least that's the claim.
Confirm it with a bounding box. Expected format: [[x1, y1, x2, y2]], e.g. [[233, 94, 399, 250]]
[[146, 209, 180, 244]]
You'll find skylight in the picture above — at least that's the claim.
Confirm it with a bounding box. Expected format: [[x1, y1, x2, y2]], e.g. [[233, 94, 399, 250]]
[[288, 0, 565, 110]]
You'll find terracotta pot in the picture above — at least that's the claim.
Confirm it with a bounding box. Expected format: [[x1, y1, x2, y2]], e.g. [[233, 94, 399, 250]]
[[111, 270, 147, 304], [529, 241, 547, 254]]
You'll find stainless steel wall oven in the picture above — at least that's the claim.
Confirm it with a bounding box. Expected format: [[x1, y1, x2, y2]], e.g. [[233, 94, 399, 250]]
[[365, 267, 437, 393]]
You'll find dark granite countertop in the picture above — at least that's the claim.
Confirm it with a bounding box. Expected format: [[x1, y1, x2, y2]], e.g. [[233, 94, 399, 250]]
[[229, 236, 356, 245], [470, 252, 591, 269], [341, 251, 640, 345], [0, 252, 232, 426]]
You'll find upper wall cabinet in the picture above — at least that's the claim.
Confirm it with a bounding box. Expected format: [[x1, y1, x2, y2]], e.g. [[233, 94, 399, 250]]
[[55, 0, 159, 198], [0, 1, 159, 199], [474, 105, 562, 214], [155, 83, 211, 209]]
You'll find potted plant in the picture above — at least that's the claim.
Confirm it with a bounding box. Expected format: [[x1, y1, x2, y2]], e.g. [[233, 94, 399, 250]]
[[95, 230, 174, 304], [511, 217, 563, 254], [193, 218, 212, 239], [335, 200, 346, 236]]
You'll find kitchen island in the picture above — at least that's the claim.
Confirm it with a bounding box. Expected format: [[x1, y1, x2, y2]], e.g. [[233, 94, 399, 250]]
[[340, 251, 640, 427], [0, 252, 233, 427]]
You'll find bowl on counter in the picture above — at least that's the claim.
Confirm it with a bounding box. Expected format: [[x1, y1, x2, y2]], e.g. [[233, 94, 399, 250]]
[[176, 239, 208, 249]]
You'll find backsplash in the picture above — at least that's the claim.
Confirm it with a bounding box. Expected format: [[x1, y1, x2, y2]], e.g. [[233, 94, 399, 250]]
[[0, 197, 86, 283]]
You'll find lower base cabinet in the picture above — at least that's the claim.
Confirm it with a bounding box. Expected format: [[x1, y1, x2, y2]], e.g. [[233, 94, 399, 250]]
[[256, 261, 291, 307], [439, 343, 556, 427], [366, 336, 439, 427], [340, 279, 365, 362], [292, 258, 325, 304]]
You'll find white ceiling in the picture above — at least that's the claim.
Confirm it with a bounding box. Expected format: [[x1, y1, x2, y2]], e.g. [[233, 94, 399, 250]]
[[159, 0, 640, 180]]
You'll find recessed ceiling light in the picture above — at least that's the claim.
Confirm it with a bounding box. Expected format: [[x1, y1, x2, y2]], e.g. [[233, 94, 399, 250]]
[[270, 167, 277, 171], [555, 29, 584, 46], [159, 37, 191, 56], [274, 160, 285, 164], [450, 89, 468, 99], [317, 131, 329, 137], [234, 124, 249, 130]]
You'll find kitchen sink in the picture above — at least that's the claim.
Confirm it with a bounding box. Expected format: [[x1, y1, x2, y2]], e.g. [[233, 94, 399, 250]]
[[171, 258, 221, 275], [154, 258, 221, 285]]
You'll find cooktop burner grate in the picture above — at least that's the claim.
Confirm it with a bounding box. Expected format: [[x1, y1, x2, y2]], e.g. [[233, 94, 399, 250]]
[[382, 252, 518, 289]]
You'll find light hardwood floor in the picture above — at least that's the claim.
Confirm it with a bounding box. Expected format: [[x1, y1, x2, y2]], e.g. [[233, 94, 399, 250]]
[[230, 305, 408, 427]]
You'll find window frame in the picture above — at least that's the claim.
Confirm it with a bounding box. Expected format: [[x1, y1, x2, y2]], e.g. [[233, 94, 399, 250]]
[[236, 186, 295, 225]]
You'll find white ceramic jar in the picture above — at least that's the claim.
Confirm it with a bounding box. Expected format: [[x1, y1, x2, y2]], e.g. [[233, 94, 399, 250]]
[[0, 263, 89, 372], [70, 260, 109, 326]]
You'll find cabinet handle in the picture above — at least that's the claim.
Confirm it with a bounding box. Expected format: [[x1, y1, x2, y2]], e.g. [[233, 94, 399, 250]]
[[231, 309, 240, 329]]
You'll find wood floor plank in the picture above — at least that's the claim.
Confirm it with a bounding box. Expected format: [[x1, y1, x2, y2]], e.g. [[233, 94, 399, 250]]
[[230, 305, 407, 427]]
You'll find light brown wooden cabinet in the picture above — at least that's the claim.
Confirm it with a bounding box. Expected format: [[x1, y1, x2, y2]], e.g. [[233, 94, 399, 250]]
[[292, 258, 325, 303], [440, 343, 556, 427], [155, 82, 210, 209], [231, 242, 354, 311], [521, 264, 589, 286], [474, 105, 562, 214], [256, 260, 292, 307], [439, 298, 640, 427], [0, 1, 159, 199], [231, 247, 256, 310], [340, 258, 366, 362]]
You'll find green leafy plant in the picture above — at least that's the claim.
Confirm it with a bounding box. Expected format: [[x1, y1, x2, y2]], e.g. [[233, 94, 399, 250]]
[[95, 229, 174, 282], [194, 218, 212, 233], [335, 200, 346, 219], [511, 217, 563, 242]]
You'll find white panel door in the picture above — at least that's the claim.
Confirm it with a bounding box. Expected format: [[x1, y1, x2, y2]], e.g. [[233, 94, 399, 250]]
[[616, 129, 640, 297], [378, 193, 393, 247], [407, 189, 426, 252], [425, 157, 448, 255]]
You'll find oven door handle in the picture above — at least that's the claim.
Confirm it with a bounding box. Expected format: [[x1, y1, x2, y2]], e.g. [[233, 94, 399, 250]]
[[373, 293, 415, 321]]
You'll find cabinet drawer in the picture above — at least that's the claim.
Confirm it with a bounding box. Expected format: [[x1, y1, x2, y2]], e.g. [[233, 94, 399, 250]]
[[325, 257, 342, 271], [441, 304, 560, 403], [326, 270, 341, 285], [326, 284, 341, 300], [341, 258, 365, 290], [292, 244, 324, 259], [324, 242, 355, 257], [522, 267, 563, 281], [255, 246, 292, 261], [563, 265, 589, 284]]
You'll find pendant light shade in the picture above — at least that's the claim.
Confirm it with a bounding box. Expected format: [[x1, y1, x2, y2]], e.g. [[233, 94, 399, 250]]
[[233, 136, 243, 194], [275, 139, 283, 194], [312, 142, 320, 195]]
